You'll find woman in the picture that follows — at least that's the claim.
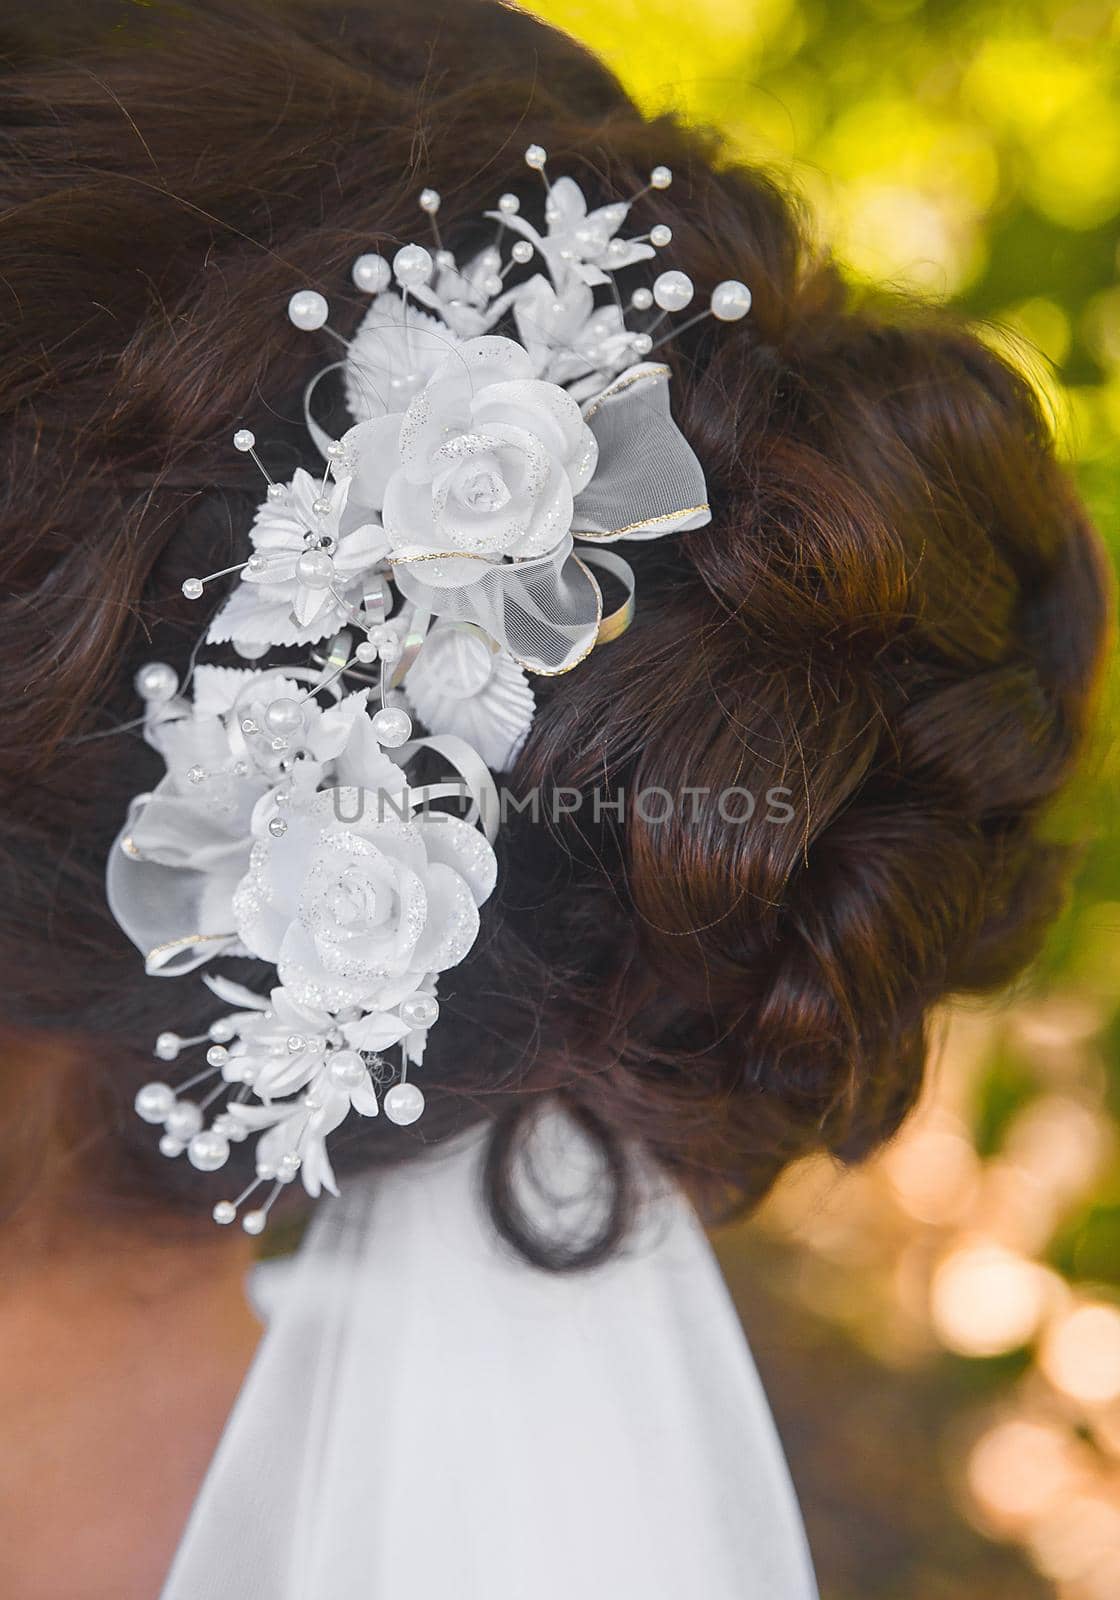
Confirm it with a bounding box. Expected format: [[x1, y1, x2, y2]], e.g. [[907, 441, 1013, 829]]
[[0, 2, 1108, 1596]]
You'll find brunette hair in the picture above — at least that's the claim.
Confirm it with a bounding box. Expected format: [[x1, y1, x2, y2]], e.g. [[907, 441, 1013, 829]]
[[0, 0, 1109, 1265]]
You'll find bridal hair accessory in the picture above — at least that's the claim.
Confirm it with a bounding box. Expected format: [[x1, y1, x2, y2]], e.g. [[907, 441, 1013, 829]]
[[108, 148, 750, 1232]]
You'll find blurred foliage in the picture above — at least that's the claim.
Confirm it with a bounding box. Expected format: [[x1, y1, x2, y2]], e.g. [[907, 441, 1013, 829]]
[[526, 3, 1119, 1596]]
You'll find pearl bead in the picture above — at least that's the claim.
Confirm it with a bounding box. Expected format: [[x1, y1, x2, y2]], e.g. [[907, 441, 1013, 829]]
[[482, 274, 503, 297], [400, 993, 439, 1029], [650, 165, 673, 190], [188, 1130, 230, 1172], [159, 1134, 185, 1158], [267, 482, 287, 503], [418, 187, 441, 213], [650, 224, 672, 247], [653, 270, 694, 312], [256, 1158, 277, 1180], [632, 333, 654, 355], [371, 707, 412, 748], [311, 496, 332, 517], [135, 1082, 175, 1123], [352, 253, 391, 293], [154, 1032, 181, 1061], [212, 1201, 237, 1225], [524, 144, 547, 170], [182, 577, 204, 600], [206, 1044, 229, 1067], [233, 641, 269, 662], [288, 289, 329, 331], [232, 428, 255, 452], [265, 697, 304, 736], [296, 549, 335, 589], [378, 639, 401, 664], [187, 765, 207, 785], [329, 1049, 367, 1088], [355, 640, 378, 664], [393, 244, 433, 287], [631, 287, 654, 311], [511, 240, 534, 264], [498, 192, 520, 215], [268, 816, 288, 839], [135, 661, 178, 702], [242, 1210, 267, 1236], [246, 553, 267, 575], [710, 279, 753, 322], [165, 1101, 204, 1140], [384, 1082, 425, 1126], [279, 1153, 301, 1179]]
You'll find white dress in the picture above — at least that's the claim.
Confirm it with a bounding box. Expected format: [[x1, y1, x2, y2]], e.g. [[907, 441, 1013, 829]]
[[161, 1119, 818, 1599]]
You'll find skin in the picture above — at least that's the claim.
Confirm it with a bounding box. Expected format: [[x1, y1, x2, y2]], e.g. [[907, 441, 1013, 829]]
[[0, 1200, 260, 1600]]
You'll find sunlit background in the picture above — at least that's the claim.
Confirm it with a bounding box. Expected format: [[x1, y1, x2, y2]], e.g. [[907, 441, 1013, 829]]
[[526, 2, 1120, 1595]]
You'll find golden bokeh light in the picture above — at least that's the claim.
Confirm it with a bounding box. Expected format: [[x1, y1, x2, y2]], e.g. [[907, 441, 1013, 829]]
[[931, 1243, 1055, 1358], [1041, 1304, 1120, 1408]]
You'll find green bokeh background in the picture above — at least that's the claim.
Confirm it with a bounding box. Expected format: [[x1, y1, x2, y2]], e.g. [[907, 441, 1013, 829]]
[[526, 3, 1120, 1597]]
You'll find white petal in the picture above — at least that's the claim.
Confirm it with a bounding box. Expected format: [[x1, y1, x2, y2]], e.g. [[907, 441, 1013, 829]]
[[342, 1012, 411, 1051]]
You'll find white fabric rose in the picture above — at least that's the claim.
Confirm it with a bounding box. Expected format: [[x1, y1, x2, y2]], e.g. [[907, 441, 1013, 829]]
[[335, 336, 598, 588], [232, 785, 497, 1013]]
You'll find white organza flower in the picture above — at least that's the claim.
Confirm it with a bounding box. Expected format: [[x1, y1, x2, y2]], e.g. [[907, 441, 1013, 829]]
[[334, 336, 598, 587], [427, 249, 520, 337], [216, 985, 409, 1102], [492, 176, 654, 288], [208, 469, 388, 648], [124, 690, 272, 949], [226, 1089, 353, 1199], [109, 670, 383, 974], [232, 784, 497, 1013], [513, 274, 637, 387]]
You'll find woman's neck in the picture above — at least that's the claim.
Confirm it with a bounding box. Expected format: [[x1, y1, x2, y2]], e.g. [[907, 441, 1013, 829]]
[[0, 1209, 261, 1600]]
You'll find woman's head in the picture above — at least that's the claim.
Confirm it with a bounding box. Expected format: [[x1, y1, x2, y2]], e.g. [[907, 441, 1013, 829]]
[[0, 0, 1108, 1263]]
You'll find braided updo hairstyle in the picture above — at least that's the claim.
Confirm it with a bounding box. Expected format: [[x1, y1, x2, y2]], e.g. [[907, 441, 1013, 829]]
[[0, 0, 1109, 1264]]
